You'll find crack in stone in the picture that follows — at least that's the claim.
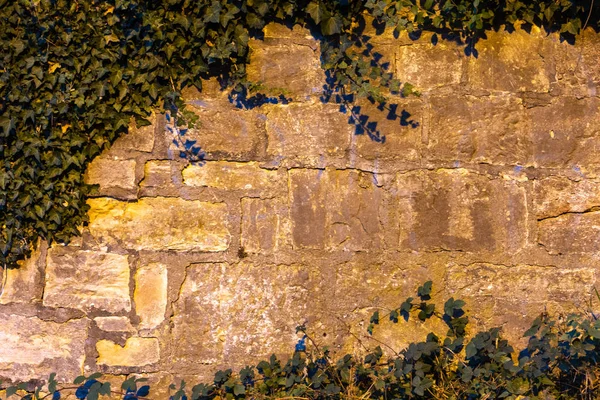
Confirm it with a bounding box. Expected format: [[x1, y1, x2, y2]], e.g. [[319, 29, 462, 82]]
[[537, 205, 600, 222]]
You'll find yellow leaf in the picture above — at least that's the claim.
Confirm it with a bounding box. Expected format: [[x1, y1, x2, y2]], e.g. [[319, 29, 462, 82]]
[[104, 6, 114, 15], [61, 124, 71, 133], [104, 34, 119, 44], [48, 62, 60, 73]]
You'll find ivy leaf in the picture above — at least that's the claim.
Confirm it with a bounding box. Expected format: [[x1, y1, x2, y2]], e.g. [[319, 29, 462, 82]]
[[306, 1, 323, 24], [321, 16, 341, 35]]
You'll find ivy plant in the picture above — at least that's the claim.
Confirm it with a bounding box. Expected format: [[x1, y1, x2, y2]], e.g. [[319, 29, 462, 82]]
[[1, 0, 598, 268]]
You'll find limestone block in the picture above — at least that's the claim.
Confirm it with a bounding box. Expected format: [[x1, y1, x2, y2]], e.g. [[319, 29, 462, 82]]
[[94, 316, 135, 333], [182, 161, 279, 192], [529, 97, 600, 167], [96, 337, 160, 367], [395, 169, 527, 252], [538, 211, 600, 254], [87, 197, 231, 252], [289, 169, 386, 250], [140, 160, 179, 188], [247, 35, 324, 98], [396, 39, 465, 90], [0, 241, 45, 304], [0, 314, 88, 382], [110, 114, 156, 153], [170, 262, 312, 372], [135, 263, 168, 330], [447, 263, 594, 304], [241, 198, 286, 253], [172, 100, 265, 161], [265, 103, 353, 166], [44, 248, 131, 313], [534, 176, 600, 219], [350, 99, 422, 162], [425, 95, 531, 165], [85, 158, 137, 191], [467, 28, 552, 93]]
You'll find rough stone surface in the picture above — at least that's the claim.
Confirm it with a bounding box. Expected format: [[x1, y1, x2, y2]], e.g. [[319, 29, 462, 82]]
[[265, 103, 353, 166], [134, 263, 168, 330], [140, 160, 180, 188], [247, 31, 323, 99], [0, 314, 88, 382], [87, 197, 231, 252], [0, 242, 45, 304], [94, 316, 136, 333], [534, 176, 600, 219], [182, 161, 280, 192], [96, 337, 160, 367], [538, 211, 600, 254], [85, 158, 137, 191], [241, 198, 288, 253], [44, 248, 131, 313], [111, 114, 156, 153], [395, 169, 527, 252]]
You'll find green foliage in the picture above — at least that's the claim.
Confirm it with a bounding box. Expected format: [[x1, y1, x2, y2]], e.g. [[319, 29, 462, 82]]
[[1, 0, 597, 267], [5, 281, 600, 399]]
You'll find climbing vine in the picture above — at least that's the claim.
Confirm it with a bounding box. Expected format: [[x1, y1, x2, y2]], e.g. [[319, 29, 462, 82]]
[[0, 0, 598, 267]]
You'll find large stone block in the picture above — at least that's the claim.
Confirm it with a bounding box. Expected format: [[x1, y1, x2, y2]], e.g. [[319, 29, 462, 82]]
[[0, 314, 88, 382], [110, 114, 156, 153], [172, 100, 265, 161], [246, 33, 324, 99], [96, 337, 160, 367], [182, 161, 280, 192], [289, 168, 386, 250], [87, 197, 231, 252], [425, 95, 531, 165], [0, 241, 45, 304], [44, 248, 131, 313], [135, 263, 168, 330], [447, 263, 595, 304], [529, 97, 600, 167], [241, 198, 288, 253], [265, 103, 353, 166], [534, 176, 600, 219], [350, 99, 422, 162], [538, 211, 600, 254], [396, 38, 465, 90], [170, 262, 312, 372], [467, 28, 552, 93], [395, 169, 528, 252], [85, 158, 137, 191]]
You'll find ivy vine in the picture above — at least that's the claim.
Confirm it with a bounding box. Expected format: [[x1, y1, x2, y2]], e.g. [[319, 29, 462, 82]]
[[1, 0, 598, 268]]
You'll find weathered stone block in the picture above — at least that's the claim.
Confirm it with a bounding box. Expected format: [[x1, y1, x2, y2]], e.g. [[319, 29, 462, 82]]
[[395, 169, 528, 252], [44, 248, 131, 313], [538, 211, 600, 254], [534, 176, 600, 219], [289, 168, 386, 250], [529, 97, 600, 167], [85, 158, 137, 191], [173, 100, 265, 161], [96, 337, 160, 367], [247, 36, 323, 99], [0, 314, 88, 382], [170, 262, 312, 372], [447, 263, 594, 304], [182, 161, 280, 192], [0, 241, 45, 304], [94, 316, 135, 333], [467, 28, 552, 93], [140, 160, 179, 188], [241, 198, 284, 253], [425, 95, 531, 165], [87, 197, 231, 252], [396, 40, 465, 90], [350, 99, 422, 162], [266, 103, 352, 166], [111, 114, 156, 153], [135, 263, 168, 330]]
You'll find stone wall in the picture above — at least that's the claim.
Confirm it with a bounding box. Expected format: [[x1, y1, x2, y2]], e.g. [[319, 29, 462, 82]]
[[2, 22, 600, 393]]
